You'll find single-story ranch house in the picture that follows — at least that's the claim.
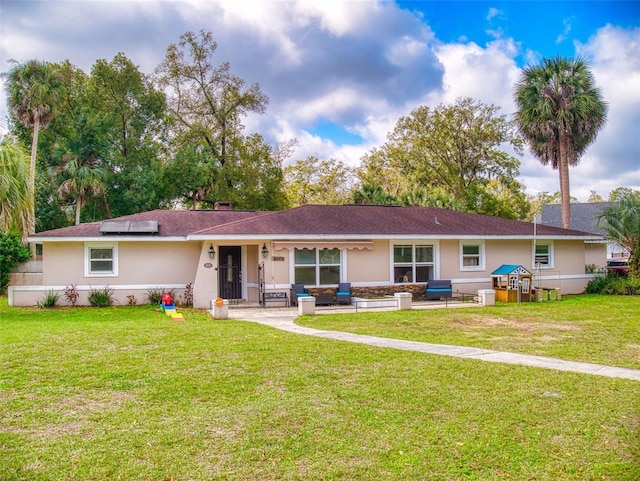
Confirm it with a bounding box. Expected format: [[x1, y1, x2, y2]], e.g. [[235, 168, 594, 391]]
[[9, 203, 605, 308]]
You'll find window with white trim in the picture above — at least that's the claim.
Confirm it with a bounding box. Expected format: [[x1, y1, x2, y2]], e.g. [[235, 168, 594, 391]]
[[393, 244, 434, 283], [460, 241, 485, 271], [294, 248, 340, 285], [85, 243, 118, 277], [534, 242, 553, 268]]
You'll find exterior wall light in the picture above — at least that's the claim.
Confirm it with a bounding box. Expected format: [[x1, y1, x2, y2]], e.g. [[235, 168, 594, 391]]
[[261, 243, 269, 258], [208, 244, 216, 259]]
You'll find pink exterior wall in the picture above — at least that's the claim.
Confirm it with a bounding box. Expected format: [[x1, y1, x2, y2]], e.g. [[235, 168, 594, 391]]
[[585, 242, 607, 272], [265, 247, 291, 289], [433, 238, 594, 295], [345, 240, 390, 283], [9, 236, 600, 307], [204, 238, 598, 303], [10, 240, 201, 307]]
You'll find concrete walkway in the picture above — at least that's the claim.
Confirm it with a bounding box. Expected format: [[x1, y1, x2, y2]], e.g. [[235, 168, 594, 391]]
[[225, 307, 640, 382]]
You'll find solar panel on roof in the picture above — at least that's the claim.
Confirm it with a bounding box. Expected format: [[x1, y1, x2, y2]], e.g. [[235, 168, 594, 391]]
[[99, 220, 158, 234], [128, 220, 158, 233], [99, 221, 130, 233]]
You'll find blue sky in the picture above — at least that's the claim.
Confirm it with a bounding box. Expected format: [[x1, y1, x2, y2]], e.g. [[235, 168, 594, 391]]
[[405, 1, 639, 62], [1, 0, 639, 200]]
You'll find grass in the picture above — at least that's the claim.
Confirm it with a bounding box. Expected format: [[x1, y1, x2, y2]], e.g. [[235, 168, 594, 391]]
[[299, 295, 640, 370], [1, 296, 639, 480]]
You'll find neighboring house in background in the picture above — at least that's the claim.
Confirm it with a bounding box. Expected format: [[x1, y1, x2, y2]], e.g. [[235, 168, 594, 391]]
[[540, 203, 628, 268], [9, 204, 604, 307]]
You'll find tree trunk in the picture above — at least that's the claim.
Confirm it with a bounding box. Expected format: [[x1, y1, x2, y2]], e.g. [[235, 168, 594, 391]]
[[29, 118, 40, 236], [629, 246, 640, 280], [558, 133, 571, 229], [102, 191, 112, 219], [75, 201, 82, 226], [27, 119, 41, 256]]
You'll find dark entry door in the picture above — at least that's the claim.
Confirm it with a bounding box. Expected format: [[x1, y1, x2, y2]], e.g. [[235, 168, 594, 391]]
[[218, 246, 242, 301]]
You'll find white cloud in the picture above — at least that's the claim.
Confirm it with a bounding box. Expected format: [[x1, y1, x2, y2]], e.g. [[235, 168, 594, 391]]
[[293, 0, 382, 36], [572, 25, 640, 199], [430, 25, 640, 201], [487, 7, 502, 21], [385, 36, 429, 67], [556, 16, 574, 44], [1, 1, 637, 202], [430, 38, 520, 109]]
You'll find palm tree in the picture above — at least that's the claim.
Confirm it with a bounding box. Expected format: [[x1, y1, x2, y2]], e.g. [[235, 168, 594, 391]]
[[56, 152, 109, 225], [598, 193, 640, 279], [353, 183, 397, 205], [53, 118, 109, 225], [3, 59, 60, 234], [514, 57, 607, 228], [0, 136, 34, 237]]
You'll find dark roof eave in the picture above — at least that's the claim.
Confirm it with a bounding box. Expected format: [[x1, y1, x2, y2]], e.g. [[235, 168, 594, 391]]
[[30, 233, 603, 242], [187, 233, 602, 241]]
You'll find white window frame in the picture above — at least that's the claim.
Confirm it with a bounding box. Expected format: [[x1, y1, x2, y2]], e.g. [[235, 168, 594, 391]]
[[459, 240, 485, 271], [533, 241, 554, 268], [84, 242, 119, 277], [391, 243, 436, 283], [292, 247, 342, 286]]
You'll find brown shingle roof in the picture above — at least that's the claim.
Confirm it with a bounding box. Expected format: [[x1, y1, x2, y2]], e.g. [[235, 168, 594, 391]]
[[32, 205, 597, 240], [194, 204, 595, 237], [33, 209, 268, 238]]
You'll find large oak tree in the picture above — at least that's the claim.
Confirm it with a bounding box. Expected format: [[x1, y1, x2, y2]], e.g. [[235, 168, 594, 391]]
[[358, 97, 528, 218], [155, 30, 268, 159], [90, 53, 169, 216], [284, 156, 355, 206]]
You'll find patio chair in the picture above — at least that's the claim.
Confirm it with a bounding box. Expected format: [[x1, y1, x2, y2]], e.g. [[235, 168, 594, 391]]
[[426, 279, 452, 300], [291, 283, 309, 306], [335, 282, 351, 305]]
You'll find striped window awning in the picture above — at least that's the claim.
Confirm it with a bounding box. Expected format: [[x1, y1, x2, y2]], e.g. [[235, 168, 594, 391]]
[[273, 241, 374, 251]]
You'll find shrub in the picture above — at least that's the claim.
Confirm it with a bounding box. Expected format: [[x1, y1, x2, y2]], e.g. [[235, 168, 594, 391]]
[[88, 286, 115, 307], [146, 287, 174, 305], [127, 294, 137, 306], [183, 282, 193, 307], [145, 288, 164, 305], [585, 276, 608, 294], [0, 233, 31, 293], [37, 290, 60, 308], [608, 278, 640, 295], [64, 284, 80, 306], [585, 276, 640, 295]]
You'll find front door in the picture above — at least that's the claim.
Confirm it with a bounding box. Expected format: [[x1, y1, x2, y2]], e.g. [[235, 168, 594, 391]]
[[218, 246, 242, 300]]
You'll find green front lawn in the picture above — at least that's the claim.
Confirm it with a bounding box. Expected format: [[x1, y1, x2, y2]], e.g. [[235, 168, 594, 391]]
[[299, 295, 640, 369], [1, 297, 638, 480]]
